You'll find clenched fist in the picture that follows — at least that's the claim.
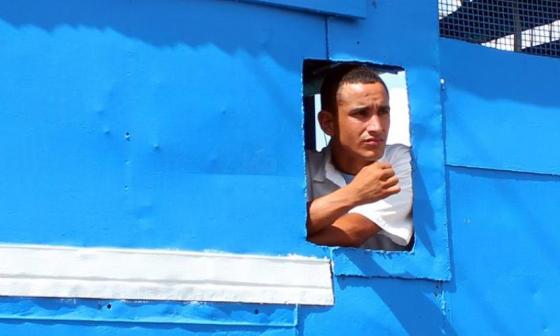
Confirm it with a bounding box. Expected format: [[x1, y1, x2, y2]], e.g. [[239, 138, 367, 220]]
[[346, 161, 400, 205]]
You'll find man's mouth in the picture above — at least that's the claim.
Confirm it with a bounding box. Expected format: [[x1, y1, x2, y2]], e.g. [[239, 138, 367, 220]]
[[363, 138, 384, 146]]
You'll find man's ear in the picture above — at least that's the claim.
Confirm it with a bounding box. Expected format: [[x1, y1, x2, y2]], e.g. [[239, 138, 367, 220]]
[[318, 110, 336, 137]]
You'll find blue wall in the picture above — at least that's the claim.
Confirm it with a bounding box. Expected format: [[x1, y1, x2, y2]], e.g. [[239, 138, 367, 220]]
[[441, 38, 560, 335], [1, 0, 559, 335], [0, 0, 327, 256]]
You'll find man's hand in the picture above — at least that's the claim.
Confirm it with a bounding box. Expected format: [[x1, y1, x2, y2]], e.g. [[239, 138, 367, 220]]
[[306, 161, 400, 237], [346, 161, 400, 206]]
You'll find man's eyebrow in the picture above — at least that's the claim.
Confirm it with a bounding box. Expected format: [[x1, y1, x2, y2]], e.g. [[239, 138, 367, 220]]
[[349, 106, 369, 113], [348, 104, 390, 113]]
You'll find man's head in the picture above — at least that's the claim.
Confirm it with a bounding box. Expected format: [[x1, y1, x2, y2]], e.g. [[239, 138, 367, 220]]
[[319, 64, 390, 174]]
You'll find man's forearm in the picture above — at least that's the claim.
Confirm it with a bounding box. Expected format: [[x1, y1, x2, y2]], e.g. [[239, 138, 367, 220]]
[[307, 213, 380, 247], [307, 186, 360, 236], [307, 159, 401, 241]]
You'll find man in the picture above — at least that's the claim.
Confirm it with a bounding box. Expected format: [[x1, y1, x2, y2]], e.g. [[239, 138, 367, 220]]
[[306, 64, 412, 250]]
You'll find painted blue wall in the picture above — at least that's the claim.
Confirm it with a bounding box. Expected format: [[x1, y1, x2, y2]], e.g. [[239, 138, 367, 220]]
[[441, 38, 560, 335], [326, 0, 450, 282], [0, 0, 325, 333], [0, 0, 327, 256], [1, 0, 559, 335], [298, 1, 452, 334]]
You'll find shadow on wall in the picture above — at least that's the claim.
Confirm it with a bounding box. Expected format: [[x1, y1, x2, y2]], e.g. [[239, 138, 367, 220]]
[[298, 276, 457, 335], [441, 39, 560, 109], [411, 161, 437, 256], [0, 0, 322, 72], [0, 0, 326, 252]]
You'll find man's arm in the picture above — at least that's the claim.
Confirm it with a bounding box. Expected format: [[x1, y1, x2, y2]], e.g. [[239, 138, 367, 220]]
[[306, 161, 400, 246], [306, 187, 360, 236], [307, 213, 380, 247]]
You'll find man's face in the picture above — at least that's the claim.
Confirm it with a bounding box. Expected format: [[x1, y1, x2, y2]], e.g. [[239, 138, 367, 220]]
[[321, 82, 390, 172]]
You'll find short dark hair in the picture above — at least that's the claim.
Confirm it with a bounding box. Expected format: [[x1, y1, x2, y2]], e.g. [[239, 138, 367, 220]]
[[320, 63, 389, 114]]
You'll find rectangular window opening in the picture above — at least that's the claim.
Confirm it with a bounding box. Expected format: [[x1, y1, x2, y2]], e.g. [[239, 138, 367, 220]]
[[303, 59, 414, 252]]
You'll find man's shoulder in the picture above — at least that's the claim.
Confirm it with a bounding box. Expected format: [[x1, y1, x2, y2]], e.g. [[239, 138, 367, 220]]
[[306, 147, 328, 167], [305, 146, 329, 156], [306, 144, 410, 167], [382, 144, 410, 163]]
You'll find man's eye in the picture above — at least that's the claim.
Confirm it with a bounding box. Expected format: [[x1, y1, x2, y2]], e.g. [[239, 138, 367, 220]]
[[351, 109, 368, 116], [379, 108, 390, 115]]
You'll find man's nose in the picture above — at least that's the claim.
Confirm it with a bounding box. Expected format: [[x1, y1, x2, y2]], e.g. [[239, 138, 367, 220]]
[[366, 115, 383, 133]]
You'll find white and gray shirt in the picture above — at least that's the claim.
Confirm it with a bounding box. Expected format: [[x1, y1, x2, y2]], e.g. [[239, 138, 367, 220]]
[[306, 144, 413, 250]]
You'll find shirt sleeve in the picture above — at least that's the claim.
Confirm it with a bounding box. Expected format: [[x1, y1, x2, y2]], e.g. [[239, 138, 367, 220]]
[[348, 145, 413, 246]]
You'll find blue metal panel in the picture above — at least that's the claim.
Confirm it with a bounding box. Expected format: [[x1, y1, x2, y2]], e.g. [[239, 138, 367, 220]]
[[236, 0, 367, 18], [299, 277, 452, 335], [321, 1, 450, 280], [0, 0, 325, 332], [11, 0, 560, 334], [444, 166, 560, 335], [325, 1, 440, 66], [442, 38, 560, 175], [0, 0, 327, 256], [0, 298, 296, 327], [0, 321, 296, 336]]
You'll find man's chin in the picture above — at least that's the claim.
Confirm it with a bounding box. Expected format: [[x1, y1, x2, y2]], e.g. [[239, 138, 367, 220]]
[[361, 149, 384, 162]]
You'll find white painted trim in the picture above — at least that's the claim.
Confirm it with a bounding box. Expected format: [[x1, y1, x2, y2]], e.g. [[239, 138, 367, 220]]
[[0, 244, 333, 306]]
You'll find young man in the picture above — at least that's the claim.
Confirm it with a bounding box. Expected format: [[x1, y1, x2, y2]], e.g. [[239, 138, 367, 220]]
[[306, 64, 412, 250]]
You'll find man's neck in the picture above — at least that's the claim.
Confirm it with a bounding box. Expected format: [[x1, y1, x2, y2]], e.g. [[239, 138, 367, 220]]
[[329, 143, 368, 175]]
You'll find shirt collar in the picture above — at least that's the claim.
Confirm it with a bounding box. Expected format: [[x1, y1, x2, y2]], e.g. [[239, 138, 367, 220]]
[[312, 145, 347, 188]]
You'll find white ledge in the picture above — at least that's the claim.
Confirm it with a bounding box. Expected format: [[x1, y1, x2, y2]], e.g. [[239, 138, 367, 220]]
[[0, 244, 333, 306]]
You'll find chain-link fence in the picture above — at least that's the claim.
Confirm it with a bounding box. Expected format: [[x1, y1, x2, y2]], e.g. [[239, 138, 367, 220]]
[[439, 0, 560, 57]]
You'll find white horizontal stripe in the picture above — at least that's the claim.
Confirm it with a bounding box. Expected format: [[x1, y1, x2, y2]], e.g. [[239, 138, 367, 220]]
[[0, 244, 333, 305]]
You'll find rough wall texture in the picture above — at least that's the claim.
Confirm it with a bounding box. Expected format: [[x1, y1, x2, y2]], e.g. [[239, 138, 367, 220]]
[[0, 0, 326, 256], [1, 0, 558, 335]]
